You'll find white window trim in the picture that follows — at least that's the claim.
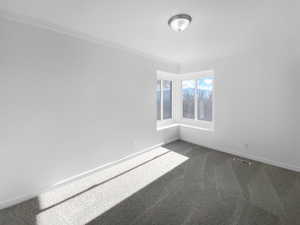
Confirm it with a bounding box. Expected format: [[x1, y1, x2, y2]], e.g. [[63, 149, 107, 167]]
[[156, 78, 175, 128], [157, 70, 215, 131], [179, 72, 215, 131]]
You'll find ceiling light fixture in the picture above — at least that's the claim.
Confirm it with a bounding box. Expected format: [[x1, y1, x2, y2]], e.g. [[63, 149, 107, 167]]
[[168, 14, 192, 32]]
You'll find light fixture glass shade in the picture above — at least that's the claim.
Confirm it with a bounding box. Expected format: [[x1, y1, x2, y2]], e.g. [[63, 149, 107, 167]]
[[168, 14, 192, 32]]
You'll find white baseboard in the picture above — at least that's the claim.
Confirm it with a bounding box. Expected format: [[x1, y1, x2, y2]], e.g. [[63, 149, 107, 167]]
[[0, 138, 178, 210], [181, 138, 300, 173], [219, 147, 300, 172]]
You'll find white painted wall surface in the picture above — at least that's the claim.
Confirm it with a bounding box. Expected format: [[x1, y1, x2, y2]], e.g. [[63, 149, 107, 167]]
[[0, 16, 179, 206], [180, 36, 300, 171], [179, 0, 300, 171]]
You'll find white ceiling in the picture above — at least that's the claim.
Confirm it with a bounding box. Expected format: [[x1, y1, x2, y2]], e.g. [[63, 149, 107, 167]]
[[0, 0, 298, 63]]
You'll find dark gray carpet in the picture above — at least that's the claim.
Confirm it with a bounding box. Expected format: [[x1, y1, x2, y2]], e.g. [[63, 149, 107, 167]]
[[1, 140, 300, 225]]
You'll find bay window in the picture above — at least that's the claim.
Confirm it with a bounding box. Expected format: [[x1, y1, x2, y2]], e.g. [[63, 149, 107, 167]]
[[156, 70, 214, 130]]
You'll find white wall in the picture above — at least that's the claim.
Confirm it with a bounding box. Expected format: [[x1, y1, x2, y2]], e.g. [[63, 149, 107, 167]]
[[180, 31, 300, 171], [180, 0, 300, 171], [0, 16, 179, 207]]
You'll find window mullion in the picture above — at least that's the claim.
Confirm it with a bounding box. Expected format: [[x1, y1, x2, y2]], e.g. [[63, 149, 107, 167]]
[[160, 80, 163, 120], [179, 80, 182, 121], [194, 80, 197, 120], [171, 80, 175, 121]]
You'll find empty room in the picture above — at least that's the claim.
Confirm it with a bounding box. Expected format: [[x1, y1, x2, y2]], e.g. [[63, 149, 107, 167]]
[[0, 0, 299, 224]]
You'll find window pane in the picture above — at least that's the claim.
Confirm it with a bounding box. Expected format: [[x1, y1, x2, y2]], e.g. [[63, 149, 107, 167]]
[[156, 80, 161, 120], [163, 80, 172, 119], [197, 78, 213, 121], [182, 80, 195, 119]]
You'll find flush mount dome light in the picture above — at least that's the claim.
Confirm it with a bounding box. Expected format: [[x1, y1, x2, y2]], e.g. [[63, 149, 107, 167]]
[[168, 14, 192, 32]]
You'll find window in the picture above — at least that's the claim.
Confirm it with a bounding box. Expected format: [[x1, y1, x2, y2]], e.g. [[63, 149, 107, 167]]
[[182, 80, 195, 119], [156, 80, 161, 120], [157, 70, 214, 131], [157, 80, 172, 120], [163, 80, 172, 119], [197, 78, 213, 121], [182, 77, 213, 121]]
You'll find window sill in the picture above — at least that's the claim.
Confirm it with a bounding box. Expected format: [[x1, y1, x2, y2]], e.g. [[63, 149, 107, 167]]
[[179, 123, 214, 132], [157, 123, 179, 131], [157, 122, 214, 132]]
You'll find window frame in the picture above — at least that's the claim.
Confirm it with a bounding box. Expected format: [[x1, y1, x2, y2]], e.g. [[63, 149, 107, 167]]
[[156, 79, 174, 127], [180, 73, 215, 130], [156, 70, 214, 131], [181, 79, 196, 120]]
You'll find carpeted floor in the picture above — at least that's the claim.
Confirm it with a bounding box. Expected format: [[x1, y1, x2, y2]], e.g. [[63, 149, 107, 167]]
[[1, 140, 300, 225]]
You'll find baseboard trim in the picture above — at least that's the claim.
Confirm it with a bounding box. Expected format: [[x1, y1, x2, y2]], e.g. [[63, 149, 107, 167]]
[[221, 148, 300, 172], [0, 138, 179, 210], [181, 138, 300, 173]]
